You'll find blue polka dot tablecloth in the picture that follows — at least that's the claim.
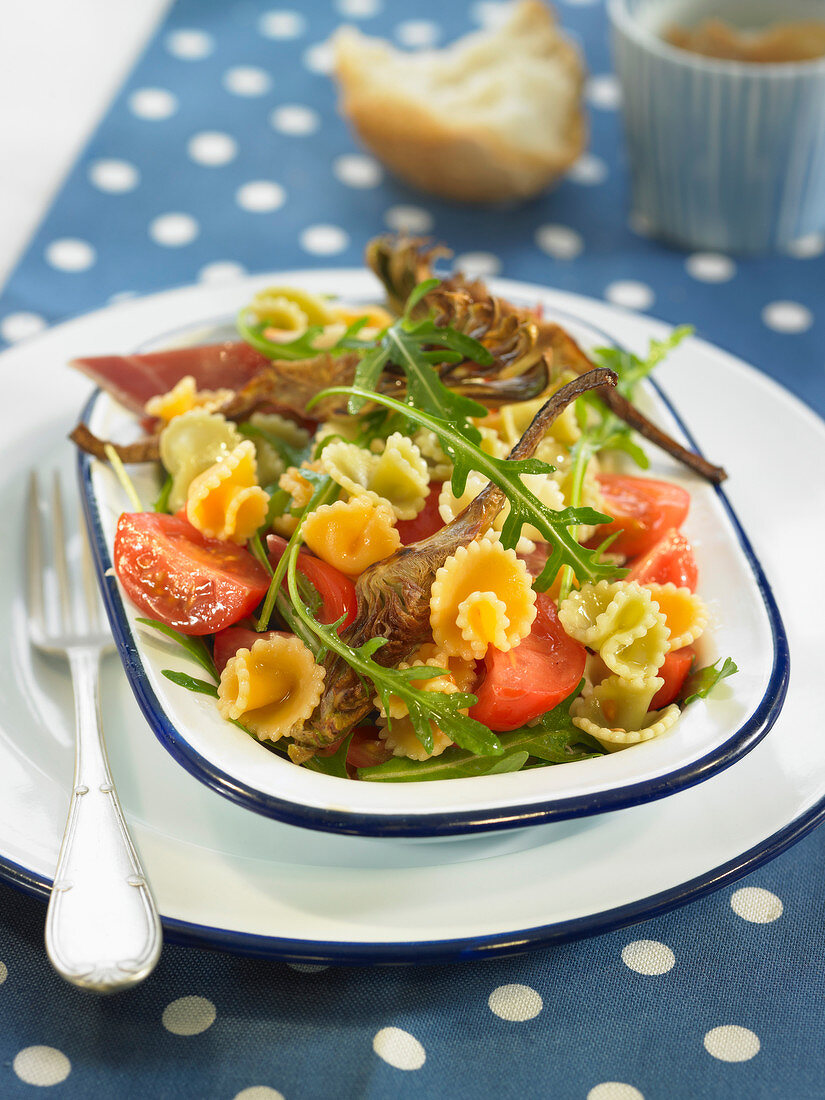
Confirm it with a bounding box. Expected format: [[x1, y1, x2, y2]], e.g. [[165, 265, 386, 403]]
[[2, 1, 824, 1097]]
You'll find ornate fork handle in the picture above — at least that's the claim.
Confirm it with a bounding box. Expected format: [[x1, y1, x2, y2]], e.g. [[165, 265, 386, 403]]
[[45, 647, 162, 993]]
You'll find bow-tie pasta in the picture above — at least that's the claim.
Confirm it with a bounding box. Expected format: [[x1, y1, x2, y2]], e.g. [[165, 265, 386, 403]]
[[571, 674, 680, 748], [145, 374, 233, 425], [302, 496, 401, 577], [438, 470, 565, 552], [186, 440, 269, 544], [159, 410, 242, 513], [430, 538, 536, 660], [376, 660, 462, 760], [559, 580, 670, 679], [218, 635, 325, 741], [643, 583, 708, 651], [320, 432, 429, 520], [499, 369, 582, 450]]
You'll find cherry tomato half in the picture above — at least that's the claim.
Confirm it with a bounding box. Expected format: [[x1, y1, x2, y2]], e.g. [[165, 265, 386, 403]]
[[114, 512, 270, 636], [469, 592, 587, 732], [267, 535, 357, 631], [395, 482, 445, 545], [588, 474, 690, 559], [626, 528, 698, 591], [651, 647, 695, 709]]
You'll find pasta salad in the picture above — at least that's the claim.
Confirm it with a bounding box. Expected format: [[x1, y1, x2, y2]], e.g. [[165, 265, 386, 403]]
[[72, 236, 736, 782]]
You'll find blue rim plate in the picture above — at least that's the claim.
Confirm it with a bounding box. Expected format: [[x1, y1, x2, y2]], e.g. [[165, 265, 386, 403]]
[[77, 286, 789, 838]]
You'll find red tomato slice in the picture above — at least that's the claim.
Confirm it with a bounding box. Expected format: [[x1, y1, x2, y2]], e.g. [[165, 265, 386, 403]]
[[588, 474, 690, 559], [469, 593, 587, 732], [395, 482, 445, 544], [212, 626, 295, 674], [651, 647, 695, 709], [267, 535, 357, 631], [626, 529, 699, 591], [114, 512, 270, 636]]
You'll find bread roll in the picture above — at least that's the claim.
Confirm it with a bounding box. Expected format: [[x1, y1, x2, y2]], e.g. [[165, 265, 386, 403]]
[[332, 0, 586, 203]]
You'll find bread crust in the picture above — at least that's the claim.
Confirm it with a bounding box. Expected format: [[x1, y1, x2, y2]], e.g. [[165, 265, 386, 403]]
[[333, 1, 586, 203]]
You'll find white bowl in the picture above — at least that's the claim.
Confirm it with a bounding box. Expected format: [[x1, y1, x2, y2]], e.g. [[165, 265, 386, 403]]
[[79, 272, 788, 837]]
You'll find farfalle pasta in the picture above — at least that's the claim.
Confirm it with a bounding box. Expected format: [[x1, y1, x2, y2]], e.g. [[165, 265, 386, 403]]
[[559, 580, 670, 680], [145, 374, 233, 424], [302, 496, 400, 577], [571, 675, 681, 747], [643, 583, 708, 651], [159, 410, 242, 513], [320, 431, 429, 520], [186, 440, 269, 544], [217, 635, 325, 741]]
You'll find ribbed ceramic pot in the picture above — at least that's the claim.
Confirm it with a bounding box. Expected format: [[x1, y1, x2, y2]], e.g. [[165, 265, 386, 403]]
[[609, 0, 825, 252]]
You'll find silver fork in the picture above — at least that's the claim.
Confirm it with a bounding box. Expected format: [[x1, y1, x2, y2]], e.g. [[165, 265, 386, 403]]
[[26, 471, 162, 993]]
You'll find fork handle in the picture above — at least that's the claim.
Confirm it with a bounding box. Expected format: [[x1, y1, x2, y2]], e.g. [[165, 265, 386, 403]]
[[45, 648, 162, 993]]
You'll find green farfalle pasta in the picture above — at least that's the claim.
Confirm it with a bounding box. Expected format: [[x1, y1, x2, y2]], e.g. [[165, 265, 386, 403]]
[[559, 580, 670, 679], [320, 431, 429, 520], [571, 674, 680, 748], [159, 409, 242, 513]]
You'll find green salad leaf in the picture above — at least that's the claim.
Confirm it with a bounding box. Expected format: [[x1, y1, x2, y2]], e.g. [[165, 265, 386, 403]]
[[681, 657, 738, 705], [135, 617, 218, 680], [161, 670, 219, 697]]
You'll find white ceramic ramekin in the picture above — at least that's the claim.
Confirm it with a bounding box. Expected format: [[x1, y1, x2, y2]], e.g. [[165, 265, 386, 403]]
[[608, 0, 825, 252]]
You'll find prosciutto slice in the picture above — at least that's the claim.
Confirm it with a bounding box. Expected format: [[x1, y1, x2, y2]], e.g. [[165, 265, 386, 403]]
[[72, 341, 269, 415]]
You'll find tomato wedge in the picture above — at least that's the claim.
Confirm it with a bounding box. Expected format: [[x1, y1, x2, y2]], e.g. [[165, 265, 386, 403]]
[[469, 593, 587, 732], [395, 482, 444, 544], [114, 512, 270, 635], [267, 535, 357, 631], [588, 474, 690, 559], [626, 528, 698, 591], [650, 647, 695, 709]]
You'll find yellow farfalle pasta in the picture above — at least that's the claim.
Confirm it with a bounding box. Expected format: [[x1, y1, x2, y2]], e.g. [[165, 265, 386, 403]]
[[413, 429, 452, 481], [558, 580, 670, 679], [456, 592, 511, 657], [571, 674, 680, 748], [247, 285, 336, 330], [145, 375, 233, 424], [413, 643, 478, 692], [246, 411, 310, 487], [376, 660, 460, 761], [320, 432, 429, 520], [186, 440, 269, 544], [499, 369, 581, 449], [644, 583, 709, 651], [438, 470, 565, 552], [159, 409, 242, 513], [302, 496, 400, 577], [217, 635, 324, 741], [430, 539, 536, 660]]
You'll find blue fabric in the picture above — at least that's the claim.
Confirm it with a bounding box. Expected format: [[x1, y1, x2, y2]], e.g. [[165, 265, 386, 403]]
[[1, 1, 823, 1097]]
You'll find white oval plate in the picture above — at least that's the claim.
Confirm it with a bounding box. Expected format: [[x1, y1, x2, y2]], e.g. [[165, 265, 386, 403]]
[[79, 271, 787, 836], [0, 277, 821, 961]]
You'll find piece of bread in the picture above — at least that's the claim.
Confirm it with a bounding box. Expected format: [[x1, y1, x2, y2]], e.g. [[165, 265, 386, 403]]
[[332, 0, 586, 204]]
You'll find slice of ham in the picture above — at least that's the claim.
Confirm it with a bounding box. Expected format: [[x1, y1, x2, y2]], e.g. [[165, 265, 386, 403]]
[[72, 341, 269, 415]]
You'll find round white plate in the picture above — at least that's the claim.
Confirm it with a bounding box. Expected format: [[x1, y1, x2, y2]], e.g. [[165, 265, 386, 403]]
[[2, 275, 823, 961]]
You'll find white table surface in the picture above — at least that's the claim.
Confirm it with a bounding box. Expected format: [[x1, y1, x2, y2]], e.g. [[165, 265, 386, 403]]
[[0, 0, 170, 293]]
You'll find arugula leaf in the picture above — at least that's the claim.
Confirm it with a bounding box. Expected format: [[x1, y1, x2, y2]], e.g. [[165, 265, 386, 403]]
[[237, 311, 372, 362], [312, 385, 616, 590], [238, 421, 311, 470], [135, 618, 218, 680], [592, 326, 693, 401], [681, 657, 738, 705], [303, 732, 354, 779], [153, 473, 173, 514], [161, 670, 219, 697]]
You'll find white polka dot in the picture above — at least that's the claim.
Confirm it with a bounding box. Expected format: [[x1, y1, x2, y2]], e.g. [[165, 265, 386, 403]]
[[337, 0, 382, 17], [785, 232, 825, 259], [762, 300, 813, 333], [488, 983, 543, 1021], [162, 995, 217, 1036], [271, 104, 320, 135], [455, 251, 501, 278], [223, 67, 272, 97], [384, 205, 434, 234], [333, 154, 383, 188], [704, 1025, 760, 1062], [1, 312, 46, 342], [187, 131, 238, 166], [129, 87, 178, 120], [586, 74, 622, 110], [730, 886, 783, 923], [303, 41, 335, 75], [13, 1046, 71, 1087], [199, 261, 247, 284], [621, 939, 675, 975], [588, 1085, 644, 1100], [259, 10, 306, 39], [606, 280, 654, 311], [300, 224, 350, 255], [372, 1027, 426, 1070], [536, 224, 583, 260], [470, 2, 513, 29], [149, 213, 199, 247], [287, 963, 329, 973], [396, 20, 440, 49], [233, 1089, 285, 1100], [45, 238, 96, 272], [0, 960, 7, 982], [165, 29, 214, 59], [685, 252, 736, 283], [88, 158, 140, 193], [236, 181, 287, 213], [568, 153, 608, 186]]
